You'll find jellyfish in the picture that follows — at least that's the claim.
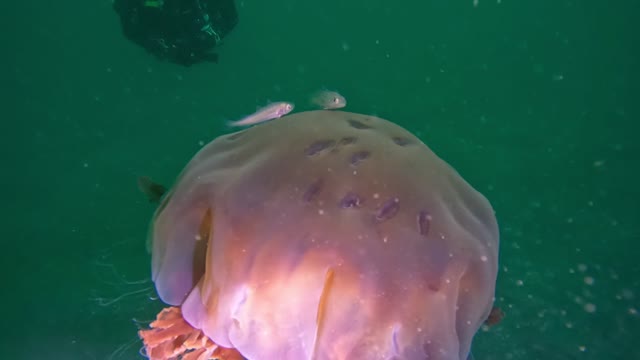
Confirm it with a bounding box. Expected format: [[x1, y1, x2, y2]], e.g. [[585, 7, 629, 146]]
[[138, 110, 500, 360]]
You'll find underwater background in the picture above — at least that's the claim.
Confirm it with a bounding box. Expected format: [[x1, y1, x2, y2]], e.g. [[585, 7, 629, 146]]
[[2, 0, 638, 359]]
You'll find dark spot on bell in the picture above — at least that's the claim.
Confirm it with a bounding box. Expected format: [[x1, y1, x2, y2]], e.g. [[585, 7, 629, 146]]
[[418, 210, 432, 236], [347, 119, 372, 130], [339, 136, 357, 146], [392, 136, 413, 146], [305, 140, 336, 156], [376, 197, 400, 222], [350, 151, 371, 166], [339, 192, 362, 208], [427, 283, 440, 292], [303, 179, 323, 202]]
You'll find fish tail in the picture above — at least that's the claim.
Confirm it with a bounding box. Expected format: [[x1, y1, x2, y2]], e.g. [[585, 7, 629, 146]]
[[137, 176, 167, 203]]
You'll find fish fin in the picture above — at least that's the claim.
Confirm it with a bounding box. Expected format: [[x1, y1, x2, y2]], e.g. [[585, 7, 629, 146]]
[[137, 176, 167, 203], [226, 119, 247, 128]]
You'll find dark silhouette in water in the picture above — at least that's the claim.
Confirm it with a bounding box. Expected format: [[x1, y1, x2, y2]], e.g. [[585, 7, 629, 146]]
[[113, 0, 238, 66]]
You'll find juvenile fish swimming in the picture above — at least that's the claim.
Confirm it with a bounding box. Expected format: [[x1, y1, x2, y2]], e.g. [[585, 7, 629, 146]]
[[310, 90, 347, 109], [227, 101, 294, 127]]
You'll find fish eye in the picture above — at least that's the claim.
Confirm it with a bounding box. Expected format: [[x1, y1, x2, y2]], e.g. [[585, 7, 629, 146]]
[[333, 97, 339, 103]]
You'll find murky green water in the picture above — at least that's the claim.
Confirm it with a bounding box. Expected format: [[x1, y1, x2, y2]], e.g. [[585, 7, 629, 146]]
[[3, 0, 638, 359]]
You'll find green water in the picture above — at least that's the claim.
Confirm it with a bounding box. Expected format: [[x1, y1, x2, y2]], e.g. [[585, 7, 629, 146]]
[[3, 0, 638, 359]]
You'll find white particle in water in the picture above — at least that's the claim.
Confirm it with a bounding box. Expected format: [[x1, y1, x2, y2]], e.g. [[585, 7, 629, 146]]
[[577, 264, 587, 272], [621, 289, 634, 300], [565, 322, 573, 329]]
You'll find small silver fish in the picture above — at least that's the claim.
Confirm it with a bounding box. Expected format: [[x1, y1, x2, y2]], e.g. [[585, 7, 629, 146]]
[[310, 90, 347, 110], [227, 102, 295, 127]]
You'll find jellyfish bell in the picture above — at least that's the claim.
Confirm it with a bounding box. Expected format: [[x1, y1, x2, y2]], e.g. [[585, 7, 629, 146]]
[[139, 110, 500, 360]]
